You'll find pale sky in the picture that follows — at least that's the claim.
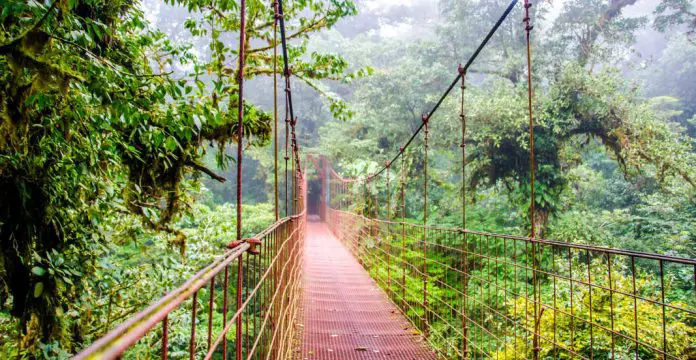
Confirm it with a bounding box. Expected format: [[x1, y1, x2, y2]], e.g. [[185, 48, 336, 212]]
[[142, 0, 667, 44]]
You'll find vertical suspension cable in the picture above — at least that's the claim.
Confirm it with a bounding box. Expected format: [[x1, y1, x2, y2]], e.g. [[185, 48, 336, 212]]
[[277, 0, 295, 122], [422, 114, 429, 335], [367, 177, 373, 239], [373, 176, 378, 220], [386, 162, 391, 296], [523, 1, 541, 359], [458, 64, 469, 359], [277, 0, 302, 182], [291, 120, 296, 216], [371, 176, 376, 236], [400, 148, 406, 309], [291, 118, 298, 215], [273, 0, 279, 221], [362, 178, 367, 217], [524, 3, 536, 238], [284, 85, 290, 216], [277, 0, 294, 217], [459, 65, 467, 231], [367, 177, 371, 217], [235, 0, 247, 358], [386, 163, 391, 221]]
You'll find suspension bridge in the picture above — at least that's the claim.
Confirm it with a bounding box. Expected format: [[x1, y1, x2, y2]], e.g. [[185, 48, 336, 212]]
[[74, 0, 696, 359]]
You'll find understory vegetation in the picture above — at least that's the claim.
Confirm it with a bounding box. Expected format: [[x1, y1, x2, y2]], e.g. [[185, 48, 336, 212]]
[[336, 215, 696, 359]]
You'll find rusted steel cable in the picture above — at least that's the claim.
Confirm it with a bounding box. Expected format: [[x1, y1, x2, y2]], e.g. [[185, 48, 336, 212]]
[[273, 0, 279, 221], [422, 114, 430, 336], [277, 0, 303, 177], [524, 0, 536, 239], [235, 0, 247, 357], [386, 162, 391, 222], [236, 2, 247, 241], [368, 177, 374, 237], [459, 65, 467, 231], [458, 64, 470, 359], [284, 95, 290, 216], [373, 174, 378, 221], [277, 0, 294, 125], [523, 2, 541, 359], [386, 162, 391, 295], [277, 0, 301, 216], [400, 148, 407, 310], [290, 117, 297, 215]]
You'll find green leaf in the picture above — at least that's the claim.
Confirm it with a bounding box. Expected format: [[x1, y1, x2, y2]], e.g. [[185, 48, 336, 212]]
[[32, 266, 46, 276], [165, 136, 178, 152], [34, 282, 44, 298]]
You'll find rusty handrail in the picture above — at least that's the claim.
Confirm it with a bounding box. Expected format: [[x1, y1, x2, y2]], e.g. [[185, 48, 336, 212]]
[[73, 244, 250, 359], [327, 208, 696, 359], [74, 203, 307, 359], [328, 209, 696, 266]]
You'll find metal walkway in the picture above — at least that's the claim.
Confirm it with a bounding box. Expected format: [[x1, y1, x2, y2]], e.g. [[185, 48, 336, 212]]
[[298, 221, 437, 360]]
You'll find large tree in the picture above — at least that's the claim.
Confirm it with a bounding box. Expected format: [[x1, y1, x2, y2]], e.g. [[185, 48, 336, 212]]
[[443, 0, 694, 236]]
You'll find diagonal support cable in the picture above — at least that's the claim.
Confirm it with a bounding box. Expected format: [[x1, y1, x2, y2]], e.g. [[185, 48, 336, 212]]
[[361, 0, 519, 180]]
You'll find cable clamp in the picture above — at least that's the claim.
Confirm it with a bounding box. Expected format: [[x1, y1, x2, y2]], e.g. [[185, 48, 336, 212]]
[[226, 238, 262, 255], [457, 63, 466, 76]]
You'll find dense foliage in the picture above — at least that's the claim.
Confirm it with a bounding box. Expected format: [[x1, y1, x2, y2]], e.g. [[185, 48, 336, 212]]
[[1, 0, 695, 358], [338, 216, 696, 359], [317, 0, 696, 250], [0, 0, 362, 355]]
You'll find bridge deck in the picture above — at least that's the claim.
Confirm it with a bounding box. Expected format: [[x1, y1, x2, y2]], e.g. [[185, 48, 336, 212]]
[[298, 221, 436, 360]]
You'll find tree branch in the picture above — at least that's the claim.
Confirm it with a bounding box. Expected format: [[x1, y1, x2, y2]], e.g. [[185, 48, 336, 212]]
[[186, 161, 227, 182], [248, 15, 328, 54]]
